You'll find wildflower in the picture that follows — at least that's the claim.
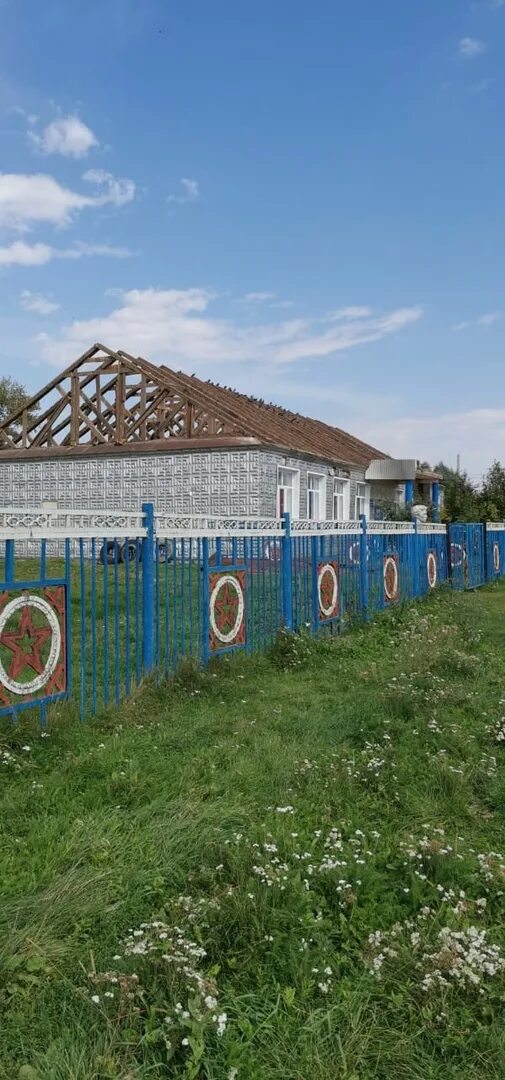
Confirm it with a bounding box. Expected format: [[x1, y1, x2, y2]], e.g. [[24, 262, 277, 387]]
[[181, 1038, 189, 1047], [215, 1012, 227, 1036], [21, 745, 31, 752], [91, 994, 100, 1004], [205, 995, 218, 1010]]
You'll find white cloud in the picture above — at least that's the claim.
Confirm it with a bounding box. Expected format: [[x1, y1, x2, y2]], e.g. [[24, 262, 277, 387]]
[[82, 169, 136, 207], [167, 177, 200, 204], [0, 241, 54, 266], [38, 286, 423, 369], [0, 239, 132, 266], [20, 290, 59, 315], [363, 408, 505, 476], [0, 171, 135, 231], [241, 291, 277, 303], [459, 37, 486, 58], [453, 311, 502, 331], [28, 116, 98, 159], [327, 306, 373, 321]]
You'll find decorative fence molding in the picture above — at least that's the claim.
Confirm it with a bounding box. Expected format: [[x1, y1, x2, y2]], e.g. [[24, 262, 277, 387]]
[[0, 507, 502, 723]]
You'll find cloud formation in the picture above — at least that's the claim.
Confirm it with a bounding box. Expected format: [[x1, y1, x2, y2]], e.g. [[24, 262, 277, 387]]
[[363, 407, 505, 476], [459, 37, 486, 58], [453, 312, 502, 331], [0, 171, 135, 231], [167, 177, 200, 204], [28, 116, 99, 158], [241, 291, 277, 303], [38, 286, 422, 369], [20, 290, 60, 315], [0, 240, 132, 266]]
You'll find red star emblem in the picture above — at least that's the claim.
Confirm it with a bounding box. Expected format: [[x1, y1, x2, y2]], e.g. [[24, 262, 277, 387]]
[[0, 604, 52, 680], [215, 581, 240, 634]]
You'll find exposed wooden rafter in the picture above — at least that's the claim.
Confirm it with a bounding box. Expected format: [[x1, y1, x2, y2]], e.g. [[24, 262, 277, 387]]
[[0, 344, 245, 452], [0, 341, 390, 467]]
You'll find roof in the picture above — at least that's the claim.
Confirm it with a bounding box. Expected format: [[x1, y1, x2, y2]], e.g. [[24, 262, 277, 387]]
[[0, 342, 389, 468]]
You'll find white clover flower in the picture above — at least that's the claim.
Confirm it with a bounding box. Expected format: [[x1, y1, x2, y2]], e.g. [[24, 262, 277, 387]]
[[91, 994, 100, 1004], [215, 1012, 227, 1036]]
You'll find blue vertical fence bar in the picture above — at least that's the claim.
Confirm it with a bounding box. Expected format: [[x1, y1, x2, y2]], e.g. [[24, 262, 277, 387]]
[[359, 514, 369, 619], [201, 536, 210, 665], [413, 519, 420, 598], [142, 502, 155, 672], [282, 512, 293, 629]]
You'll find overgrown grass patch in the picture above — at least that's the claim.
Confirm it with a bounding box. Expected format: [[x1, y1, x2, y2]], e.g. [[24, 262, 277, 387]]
[[1, 583, 505, 1077]]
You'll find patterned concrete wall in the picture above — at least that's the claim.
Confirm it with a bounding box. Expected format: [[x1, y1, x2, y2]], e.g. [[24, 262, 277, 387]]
[[0, 449, 261, 515], [0, 446, 370, 518]]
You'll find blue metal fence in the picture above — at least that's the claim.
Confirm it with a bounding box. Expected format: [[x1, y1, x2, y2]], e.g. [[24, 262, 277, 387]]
[[0, 506, 503, 724]]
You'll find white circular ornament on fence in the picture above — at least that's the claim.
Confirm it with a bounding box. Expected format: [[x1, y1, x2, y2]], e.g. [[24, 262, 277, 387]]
[[383, 556, 399, 601], [427, 551, 437, 589], [493, 543, 500, 573], [317, 563, 339, 618], [209, 574, 245, 645], [0, 594, 62, 695], [450, 543, 466, 568]]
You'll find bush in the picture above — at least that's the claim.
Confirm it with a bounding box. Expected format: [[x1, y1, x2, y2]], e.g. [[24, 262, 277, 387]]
[[268, 626, 314, 669]]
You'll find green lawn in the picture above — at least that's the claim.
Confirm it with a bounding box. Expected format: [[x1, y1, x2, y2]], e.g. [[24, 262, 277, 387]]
[[1, 582, 505, 1079]]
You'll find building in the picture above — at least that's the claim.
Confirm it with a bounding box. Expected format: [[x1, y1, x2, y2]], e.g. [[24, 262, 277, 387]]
[[0, 343, 441, 520]]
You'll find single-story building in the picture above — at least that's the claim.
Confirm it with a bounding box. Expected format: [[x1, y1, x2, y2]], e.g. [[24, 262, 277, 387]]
[[0, 343, 442, 520]]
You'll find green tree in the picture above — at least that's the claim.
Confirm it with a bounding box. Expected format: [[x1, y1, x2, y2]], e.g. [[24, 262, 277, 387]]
[[434, 461, 483, 522], [481, 461, 505, 521], [0, 376, 37, 433]]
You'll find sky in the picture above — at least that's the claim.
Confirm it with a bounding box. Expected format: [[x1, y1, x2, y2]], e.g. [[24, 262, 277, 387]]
[[0, 0, 504, 478]]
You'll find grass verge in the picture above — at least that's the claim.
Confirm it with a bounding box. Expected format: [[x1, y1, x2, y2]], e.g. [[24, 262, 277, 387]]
[[1, 582, 505, 1078]]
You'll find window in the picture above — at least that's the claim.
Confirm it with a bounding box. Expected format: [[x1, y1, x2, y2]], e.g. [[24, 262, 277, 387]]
[[277, 467, 300, 518], [355, 482, 370, 519], [307, 472, 326, 520], [333, 478, 350, 521]]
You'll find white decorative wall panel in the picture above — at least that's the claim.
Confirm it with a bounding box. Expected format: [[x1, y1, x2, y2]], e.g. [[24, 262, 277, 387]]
[[0, 446, 369, 519]]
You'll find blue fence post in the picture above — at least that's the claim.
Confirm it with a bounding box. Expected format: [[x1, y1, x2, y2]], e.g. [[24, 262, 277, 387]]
[[311, 534, 319, 633], [5, 539, 14, 583], [282, 512, 293, 630], [413, 518, 420, 598], [359, 514, 369, 619], [142, 502, 155, 673], [484, 521, 489, 583], [201, 536, 210, 664]]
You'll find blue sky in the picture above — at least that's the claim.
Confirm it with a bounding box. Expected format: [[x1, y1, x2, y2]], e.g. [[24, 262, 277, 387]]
[[1, 0, 504, 476]]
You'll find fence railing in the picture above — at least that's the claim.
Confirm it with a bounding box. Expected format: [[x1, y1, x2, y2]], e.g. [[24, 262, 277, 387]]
[[0, 507, 502, 723]]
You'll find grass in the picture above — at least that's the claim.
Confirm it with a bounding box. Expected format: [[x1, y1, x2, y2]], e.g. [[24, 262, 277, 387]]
[[1, 581, 505, 1078]]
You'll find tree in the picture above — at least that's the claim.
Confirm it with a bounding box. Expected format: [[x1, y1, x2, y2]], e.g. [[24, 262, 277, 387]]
[[434, 461, 483, 522], [481, 461, 505, 521], [0, 376, 37, 433]]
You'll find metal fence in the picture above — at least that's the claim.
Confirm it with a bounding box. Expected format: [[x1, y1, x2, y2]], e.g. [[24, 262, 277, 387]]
[[0, 506, 501, 723]]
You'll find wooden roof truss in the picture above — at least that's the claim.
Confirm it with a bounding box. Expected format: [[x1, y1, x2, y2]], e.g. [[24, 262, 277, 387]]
[[0, 344, 243, 451]]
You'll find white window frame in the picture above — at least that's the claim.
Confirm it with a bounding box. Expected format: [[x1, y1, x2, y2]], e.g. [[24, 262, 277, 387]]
[[355, 481, 371, 520], [333, 477, 350, 522], [307, 472, 327, 521], [277, 467, 300, 519]]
